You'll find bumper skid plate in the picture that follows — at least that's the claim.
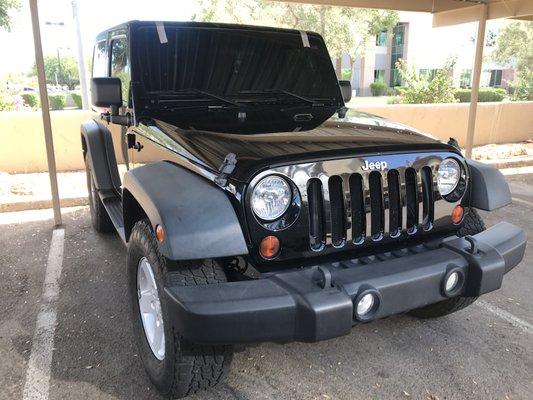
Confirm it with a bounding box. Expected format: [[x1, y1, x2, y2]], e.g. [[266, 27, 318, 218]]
[[165, 222, 526, 345]]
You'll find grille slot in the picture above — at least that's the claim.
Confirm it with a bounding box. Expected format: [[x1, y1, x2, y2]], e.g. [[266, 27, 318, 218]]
[[369, 171, 384, 239], [387, 170, 401, 236], [306, 165, 437, 250], [421, 166, 434, 228], [349, 174, 365, 243], [328, 176, 346, 247], [307, 179, 325, 250], [405, 168, 418, 233]]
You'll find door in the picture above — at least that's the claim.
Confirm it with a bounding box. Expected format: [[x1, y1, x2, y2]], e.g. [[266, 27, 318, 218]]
[[108, 35, 131, 185]]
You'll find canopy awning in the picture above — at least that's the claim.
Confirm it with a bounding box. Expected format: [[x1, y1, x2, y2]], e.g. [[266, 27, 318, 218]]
[[272, 0, 533, 26]]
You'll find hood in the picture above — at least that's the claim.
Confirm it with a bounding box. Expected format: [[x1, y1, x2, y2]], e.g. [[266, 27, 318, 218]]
[[153, 110, 456, 182]]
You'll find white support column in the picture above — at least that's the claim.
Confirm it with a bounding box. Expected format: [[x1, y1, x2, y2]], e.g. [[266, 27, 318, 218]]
[[71, 0, 89, 110], [465, 4, 487, 158], [29, 0, 62, 226]]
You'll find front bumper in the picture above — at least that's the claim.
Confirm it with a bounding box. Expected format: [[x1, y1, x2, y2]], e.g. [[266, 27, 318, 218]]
[[165, 222, 526, 345]]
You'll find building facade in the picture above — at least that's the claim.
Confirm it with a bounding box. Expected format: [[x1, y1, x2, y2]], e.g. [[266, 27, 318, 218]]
[[347, 12, 515, 96]]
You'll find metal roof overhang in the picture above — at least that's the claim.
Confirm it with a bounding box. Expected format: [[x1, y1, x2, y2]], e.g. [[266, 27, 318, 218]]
[[272, 0, 533, 27]]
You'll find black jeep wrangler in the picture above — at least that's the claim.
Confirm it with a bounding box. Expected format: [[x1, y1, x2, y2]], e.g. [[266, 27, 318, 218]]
[[82, 21, 526, 398]]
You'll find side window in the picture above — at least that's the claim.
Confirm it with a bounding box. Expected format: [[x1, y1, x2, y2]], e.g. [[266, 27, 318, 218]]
[[110, 37, 131, 105], [92, 40, 107, 78]]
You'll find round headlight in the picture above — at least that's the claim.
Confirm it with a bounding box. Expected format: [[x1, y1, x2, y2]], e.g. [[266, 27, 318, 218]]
[[251, 176, 291, 221], [437, 158, 461, 196]]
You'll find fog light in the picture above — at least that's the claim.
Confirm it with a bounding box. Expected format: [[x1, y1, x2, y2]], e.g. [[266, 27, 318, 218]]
[[357, 293, 375, 316], [442, 268, 465, 297], [445, 271, 459, 292]]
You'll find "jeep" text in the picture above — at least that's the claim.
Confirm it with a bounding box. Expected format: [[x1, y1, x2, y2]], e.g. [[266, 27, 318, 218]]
[[361, 160, 388, 171]]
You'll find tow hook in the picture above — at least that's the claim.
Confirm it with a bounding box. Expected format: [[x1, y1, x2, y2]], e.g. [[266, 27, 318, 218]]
[[465, 236, 479, 254]]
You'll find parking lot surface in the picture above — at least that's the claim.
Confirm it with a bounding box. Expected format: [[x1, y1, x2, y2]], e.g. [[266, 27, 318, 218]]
[[1, 174, 532, 400]]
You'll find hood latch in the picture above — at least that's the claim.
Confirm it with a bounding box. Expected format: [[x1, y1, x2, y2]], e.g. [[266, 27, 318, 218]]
[[215, 153, 237, 187]]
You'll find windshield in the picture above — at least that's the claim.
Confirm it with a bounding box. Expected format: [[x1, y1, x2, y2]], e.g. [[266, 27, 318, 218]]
[[131, 23, 343, 133]]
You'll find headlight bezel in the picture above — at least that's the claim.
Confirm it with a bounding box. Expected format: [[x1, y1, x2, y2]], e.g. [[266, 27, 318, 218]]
[[437, 158, 461, 196], [437, 157, 467, 202], [248, 173, 301, 232], [251, 175, 292, 221]]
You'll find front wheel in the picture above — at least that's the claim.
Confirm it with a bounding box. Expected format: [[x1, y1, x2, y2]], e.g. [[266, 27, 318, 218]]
[[127, 220, 233, 398], [409, 208, 485, 319]]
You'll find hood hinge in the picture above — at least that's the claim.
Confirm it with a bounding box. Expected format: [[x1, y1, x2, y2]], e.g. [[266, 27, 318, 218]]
[[215, 153, 237, 187]]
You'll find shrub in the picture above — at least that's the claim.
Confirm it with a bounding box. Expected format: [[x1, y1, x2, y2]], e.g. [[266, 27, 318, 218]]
[[48, 93, 66, 110], [453, 87, 506, 103], [341, 68, 352, 80], [394, 59, 456, 104], [509, 75, 533, 101], [70, 91, 82, 108], [0, 92, 15, 111], [21, 92, 39, 108], [370, 81, 388, 96]]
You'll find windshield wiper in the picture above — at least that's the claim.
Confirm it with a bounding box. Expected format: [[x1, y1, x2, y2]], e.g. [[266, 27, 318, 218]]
[[149, 89, 240, 107], [238, 89, 330, 106]]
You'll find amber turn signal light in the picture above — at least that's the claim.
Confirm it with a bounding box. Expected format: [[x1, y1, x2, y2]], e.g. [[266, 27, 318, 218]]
[[155, 225, 165, 242], [259, 235, 280, 259], [451, 205, 464, 224]]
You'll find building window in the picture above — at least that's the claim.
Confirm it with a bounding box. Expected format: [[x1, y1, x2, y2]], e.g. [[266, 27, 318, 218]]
[[390, 23, 405, 87], [376, 30, 387, 47], [460, 70, 472, 87], [489, 69, 502, 86], [419, 69, 439, 81], [374, 70, 385, 82]]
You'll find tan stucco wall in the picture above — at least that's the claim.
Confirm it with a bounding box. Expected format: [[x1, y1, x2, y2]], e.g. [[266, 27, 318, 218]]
[[0, 102, 532, 173], [0, 110, 94, 173], [355, 101, 533, 147]]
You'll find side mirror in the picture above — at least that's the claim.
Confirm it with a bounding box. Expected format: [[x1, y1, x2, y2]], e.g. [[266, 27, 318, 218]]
[[91, 77, 122, 111], [338, 80, 352, 103]]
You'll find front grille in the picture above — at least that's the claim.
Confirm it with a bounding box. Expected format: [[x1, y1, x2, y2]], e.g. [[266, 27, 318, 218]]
[[307, 167, 436, 250]]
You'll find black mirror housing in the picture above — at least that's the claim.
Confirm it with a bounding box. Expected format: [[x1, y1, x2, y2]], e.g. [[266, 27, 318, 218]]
[[338, 80, 352, 103], [91, 77, 122, 108]]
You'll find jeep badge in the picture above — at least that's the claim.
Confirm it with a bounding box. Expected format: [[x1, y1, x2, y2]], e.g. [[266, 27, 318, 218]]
[[361, 160, 388, 171]]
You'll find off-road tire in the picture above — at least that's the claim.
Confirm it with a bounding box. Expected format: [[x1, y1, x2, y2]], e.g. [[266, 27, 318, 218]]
[[85, 156, 114, 233], [127, 220, 233, 399], [409, 208, 485, 319]]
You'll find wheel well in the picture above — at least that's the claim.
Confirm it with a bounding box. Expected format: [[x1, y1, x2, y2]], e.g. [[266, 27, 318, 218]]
[[123, 189, 148, 241]]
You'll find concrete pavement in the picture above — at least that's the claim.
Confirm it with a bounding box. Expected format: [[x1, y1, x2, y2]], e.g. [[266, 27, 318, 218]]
[[1, 174, 532, 400]]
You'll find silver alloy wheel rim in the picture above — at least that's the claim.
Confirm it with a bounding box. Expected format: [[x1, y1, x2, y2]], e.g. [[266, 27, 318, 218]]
[[137, 257, 165, 360]]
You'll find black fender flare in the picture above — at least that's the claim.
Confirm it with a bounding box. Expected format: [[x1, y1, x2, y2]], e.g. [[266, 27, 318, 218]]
[[467, 159, 511, 211], [123, 161, 248, 260], [80, 119, 121, 191]]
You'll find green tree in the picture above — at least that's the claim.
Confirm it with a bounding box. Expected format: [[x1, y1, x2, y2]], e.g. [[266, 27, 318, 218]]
[[0, 0, 19, 31], [31, 55, 80, 90], [192, 0, 398, 76], [394, 58, 456, 104], [492, 21, 533, 100]]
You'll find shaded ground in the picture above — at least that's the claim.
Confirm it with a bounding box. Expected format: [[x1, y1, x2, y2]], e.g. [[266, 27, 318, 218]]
[[0, 175, 531, 400]]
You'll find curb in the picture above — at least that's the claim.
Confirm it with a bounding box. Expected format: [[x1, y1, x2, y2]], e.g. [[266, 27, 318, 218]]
[[479, 157, 533, 170], [0, 197, 88, 213]]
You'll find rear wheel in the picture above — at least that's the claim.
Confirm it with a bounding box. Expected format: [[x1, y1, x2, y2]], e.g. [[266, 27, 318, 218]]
[[409, 208, 485, 319], [127, 220, 233, 399], [85, 157, 114, 233]]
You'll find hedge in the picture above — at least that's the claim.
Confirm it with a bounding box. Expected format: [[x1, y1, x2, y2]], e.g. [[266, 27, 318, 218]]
[[70, 92, 82, 109], [370, 81, 388, 96], [48, 93, 66, 110], [454, 87, 506, 103], [21, 92, 39, 108]]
